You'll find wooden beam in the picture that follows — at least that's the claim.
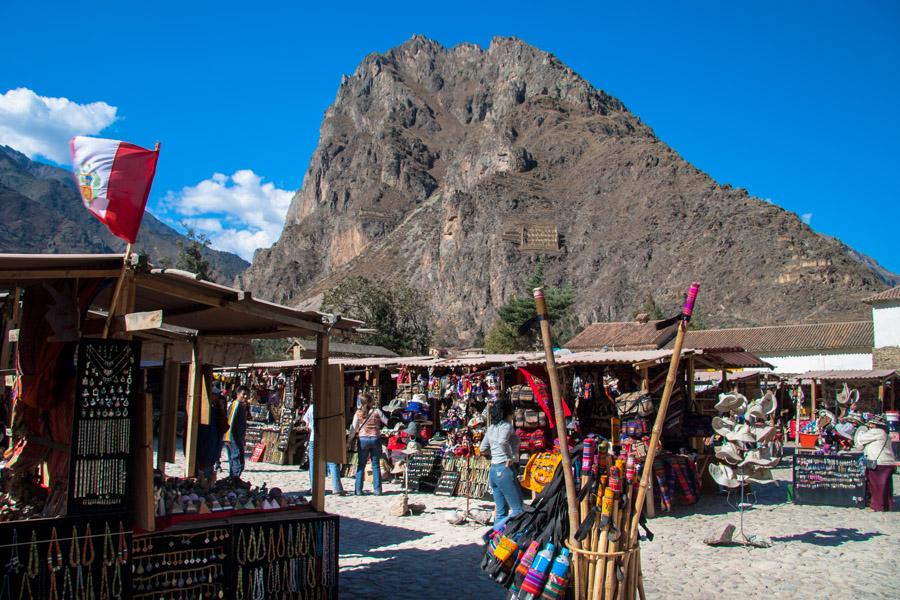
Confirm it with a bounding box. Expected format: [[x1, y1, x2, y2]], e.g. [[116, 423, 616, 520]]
[[184, 339, 203, 478], [134, 272, 234, 307], [810, 379, 817, 416], [227, 299, 328, 334], [124, 310, 163, 331], [0, 268, 123, 280], [311, 332, 329, 512], [133, 392, 155, 531]]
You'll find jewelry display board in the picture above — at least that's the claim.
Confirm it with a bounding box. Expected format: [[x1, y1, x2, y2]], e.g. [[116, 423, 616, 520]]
[[793, 452, 866, 508], [0, 514, 131, 600], [131, 526, 231, 599], [69, 339, 140, 515], [404, 450, 442, 493]]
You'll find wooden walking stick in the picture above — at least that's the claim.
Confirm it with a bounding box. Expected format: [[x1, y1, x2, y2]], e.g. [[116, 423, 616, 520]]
[[533, 288, 581, 542], [620, 283, 700, 590]]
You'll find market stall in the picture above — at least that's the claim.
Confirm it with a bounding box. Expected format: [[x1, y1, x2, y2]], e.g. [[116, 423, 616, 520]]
[[0, 253, 360, 599]]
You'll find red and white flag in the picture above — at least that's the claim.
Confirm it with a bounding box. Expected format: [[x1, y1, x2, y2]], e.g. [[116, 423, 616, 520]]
[[70, 136, 159, 244]]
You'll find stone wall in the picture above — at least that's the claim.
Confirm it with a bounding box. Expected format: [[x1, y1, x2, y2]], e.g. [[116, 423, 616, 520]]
[[874, 346, 900, 370]]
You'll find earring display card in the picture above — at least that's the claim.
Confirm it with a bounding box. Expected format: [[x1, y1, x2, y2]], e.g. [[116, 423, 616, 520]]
[[68, 338, 141, 514], [131, 527, 231, 599], [793, 453, 866, 508]]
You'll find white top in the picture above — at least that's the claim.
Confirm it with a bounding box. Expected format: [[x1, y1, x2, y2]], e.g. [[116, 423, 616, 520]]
[[855, 427, 896, 465]]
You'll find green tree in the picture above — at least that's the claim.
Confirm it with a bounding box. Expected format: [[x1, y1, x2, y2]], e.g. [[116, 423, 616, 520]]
[[251, 338, 295, 361], [485, 263, 577, 352], [321, 276, 432, 355], [176, 227, 213, 281]]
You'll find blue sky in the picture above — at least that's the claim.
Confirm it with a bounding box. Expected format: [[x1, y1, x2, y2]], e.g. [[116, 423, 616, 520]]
[[2, 1, 898, 270]]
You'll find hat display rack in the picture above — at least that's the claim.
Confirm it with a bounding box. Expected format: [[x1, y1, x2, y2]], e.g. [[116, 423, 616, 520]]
[[705, 391, 782, 548]]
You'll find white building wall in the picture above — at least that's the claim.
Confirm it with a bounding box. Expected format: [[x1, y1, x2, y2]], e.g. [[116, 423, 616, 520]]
[[759, 351, 873, 374], [872, 300, 900, 348]]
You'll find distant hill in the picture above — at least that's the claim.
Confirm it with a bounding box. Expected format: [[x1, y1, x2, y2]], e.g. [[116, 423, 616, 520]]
[[0, 145, 248, 283], [239, 35, 895, 343]]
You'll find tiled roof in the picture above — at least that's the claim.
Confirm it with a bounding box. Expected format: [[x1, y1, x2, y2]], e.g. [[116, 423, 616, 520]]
[[864, 286, 900, 304], [674, 321, 873, 353], [565, 320, 678, 351]]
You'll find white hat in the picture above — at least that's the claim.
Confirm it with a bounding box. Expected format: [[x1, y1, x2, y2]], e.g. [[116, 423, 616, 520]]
[[816, 409, 836, 430], [402, 441, 421, 455], [836, 383, 850, 406], [744, 403, 766, 424], [709, 463, 740, 488], [714, 441, 742, 465], [712, 416, 735, 437], [714, 393, 742, 413], [758, 391, 776, 416], [738, 449, 780, 469], [835, 422, 856, 440], [735, 466, 774, 483], [749, 425, 777, 444], [724, 424, 756, 444]]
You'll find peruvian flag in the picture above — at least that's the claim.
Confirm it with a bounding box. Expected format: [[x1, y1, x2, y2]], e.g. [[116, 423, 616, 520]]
[[70, 136, 160, 244]]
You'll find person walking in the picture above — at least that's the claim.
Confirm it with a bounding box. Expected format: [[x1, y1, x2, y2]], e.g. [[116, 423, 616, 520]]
[[303, 403, 346, 495], [351, 394, 387, 495], [856, 414, 896, 511], [479, 398, 524, 526], [224, 386, 250, 479], [196, 384, 228, 482]]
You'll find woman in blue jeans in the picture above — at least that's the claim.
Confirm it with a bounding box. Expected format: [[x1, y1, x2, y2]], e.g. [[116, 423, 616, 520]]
[[351, 395, 387, 495], [479, 398, 523, 526]]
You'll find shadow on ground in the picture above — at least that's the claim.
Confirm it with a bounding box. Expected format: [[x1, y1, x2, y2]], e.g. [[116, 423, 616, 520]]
[[770, 527, 885, 546], [337, 516, 504, 600]]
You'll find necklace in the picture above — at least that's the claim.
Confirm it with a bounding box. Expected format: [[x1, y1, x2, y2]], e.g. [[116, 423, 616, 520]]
[[110, 563, 122, 599], [68, 526, 81, 568], [47, 528, 63, 573], [82, 524, 95, 566], [286, 526, 295, 559], [235, 530, 246, 566], [102, 524, 114, 567], [115, 523, 127, 564], [235, 567, 244, 600], [99, 565, 109, 600], [61, 567, 73, 600], [5, 530, 22, 575], [25, 532, 39, 579], [276, 525, 286, 559], [17, 575, 33, 600], [267, 529, 276, 563]]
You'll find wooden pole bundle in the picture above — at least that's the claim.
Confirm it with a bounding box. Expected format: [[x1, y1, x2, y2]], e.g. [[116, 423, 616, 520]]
[[534, 283, 700, 600]]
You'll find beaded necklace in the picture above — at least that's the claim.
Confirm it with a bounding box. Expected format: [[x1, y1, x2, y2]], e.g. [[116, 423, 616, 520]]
[[46, 528, 63, 573]]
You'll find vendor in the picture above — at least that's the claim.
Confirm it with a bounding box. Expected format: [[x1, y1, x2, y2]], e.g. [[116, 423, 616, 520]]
[[479, 398, 523, 527], [855, 415, 896, 512]]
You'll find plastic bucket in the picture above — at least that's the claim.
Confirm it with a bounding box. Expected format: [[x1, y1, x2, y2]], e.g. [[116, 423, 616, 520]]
[[798, 433, 819, 449], [886, 411, 899, 433]]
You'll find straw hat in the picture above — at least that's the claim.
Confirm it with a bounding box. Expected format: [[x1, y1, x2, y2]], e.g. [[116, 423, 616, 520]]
[[758, 391, 776, 416], [724, 423, 756, 444], [738, 449, 780, 469], [816, 409, 836, 430], [836, 383, 850, 406], [714, 441, 742, 465], [744, 403, 766, 424], [749, 424, 777, 444], [709, 463, 740, 488], [714, 393, 742, 413], [712, 416, 735, 437], [736, 466, 774, 483], [402, 441, 421, 455]]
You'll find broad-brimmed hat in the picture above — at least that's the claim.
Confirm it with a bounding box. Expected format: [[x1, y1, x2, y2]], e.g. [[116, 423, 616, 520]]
[[836, 383, 850, 406], [712, 416, 735, 437], [738, 448, 780, 469], [835, 422, 856, 440], [749, 424, 777, 444], [758, 391, 776, 416], [714, 441, 742, 465], [736, 466, 774, 483], [744, 403, 766, 424], [816, 409, 836, 430], [724, 423, 756, 444], [402, 441, 421, 455], [715, 393, 742, 413], [709, 463, 740, 488]]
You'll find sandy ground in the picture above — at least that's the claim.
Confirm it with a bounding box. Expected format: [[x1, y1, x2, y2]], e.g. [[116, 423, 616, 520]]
[[160, 448, 900, 600]]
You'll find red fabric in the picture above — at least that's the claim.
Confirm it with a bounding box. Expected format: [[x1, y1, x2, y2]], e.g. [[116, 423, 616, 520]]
[[517, 367, 571, 428], [866, 465, 895, 511], [103, 142, 159, 243]]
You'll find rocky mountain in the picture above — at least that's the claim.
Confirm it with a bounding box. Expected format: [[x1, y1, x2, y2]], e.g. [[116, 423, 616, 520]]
[[240, 35, 893, 343], [0, 145, 248, 283]]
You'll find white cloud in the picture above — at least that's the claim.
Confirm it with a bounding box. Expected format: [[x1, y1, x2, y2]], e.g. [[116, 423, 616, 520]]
[[0, 88, 117, 163], [165, 170, 294, 260], [801, 212, 813, 225]]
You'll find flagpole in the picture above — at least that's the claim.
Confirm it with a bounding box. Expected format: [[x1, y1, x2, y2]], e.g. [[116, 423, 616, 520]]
[[102, 243, 133, 339]]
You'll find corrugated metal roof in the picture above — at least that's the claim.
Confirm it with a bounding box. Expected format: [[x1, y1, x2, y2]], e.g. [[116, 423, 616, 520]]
[[517, 349, 680, 367], [799, 369, 896, 381], [672, 322, 873, 353], [692, 349, 774, 369], [694, 370, 774, 383], [864, 286, 900, 304], [289, 340, 398, 357], [565, 320, 678, 351]]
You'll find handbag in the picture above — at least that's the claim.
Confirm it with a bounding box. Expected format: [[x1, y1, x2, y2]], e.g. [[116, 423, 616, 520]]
[[615, 392, 655, 418], [347, 410, 376, 453]]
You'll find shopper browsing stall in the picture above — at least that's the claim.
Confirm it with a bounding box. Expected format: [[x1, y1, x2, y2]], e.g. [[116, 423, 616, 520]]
[[350, 394, 388, 495], [479, 398, 523, 526], [855, 415, 896, 512]]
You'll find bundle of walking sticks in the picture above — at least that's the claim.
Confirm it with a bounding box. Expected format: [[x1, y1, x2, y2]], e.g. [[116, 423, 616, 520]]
[[570, 437, 649, 600]]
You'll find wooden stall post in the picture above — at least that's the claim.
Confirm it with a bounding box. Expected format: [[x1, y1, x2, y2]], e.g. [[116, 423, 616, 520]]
[[157, 357, 180, 473], [184, 339, 203, 478], [811, 379, 817, 416], [0, 286, 20, 372], [133, 391, 155, 531], [312, 332, 330, 512], [532, 289, 581, 551], [878, 380, 886, 412]]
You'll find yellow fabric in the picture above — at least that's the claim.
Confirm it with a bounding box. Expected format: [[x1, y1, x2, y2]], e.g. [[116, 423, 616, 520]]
[[521, 451, 561, 493], [222, 401, 239, 442]]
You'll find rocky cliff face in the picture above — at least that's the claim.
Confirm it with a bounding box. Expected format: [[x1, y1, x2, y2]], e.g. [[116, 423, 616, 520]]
[[240, 35, 891, 342], [0, 146, 248, 283]]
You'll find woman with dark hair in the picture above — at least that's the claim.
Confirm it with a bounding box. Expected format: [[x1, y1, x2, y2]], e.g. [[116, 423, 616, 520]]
[[350, 394, 388, 495], [856, 415, 896, 511], [479, 398, 523, 526]]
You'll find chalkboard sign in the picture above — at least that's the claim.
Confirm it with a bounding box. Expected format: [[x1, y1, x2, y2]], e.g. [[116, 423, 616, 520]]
[[435, 472, 460, 496], [406, 450, 442, 492], [793, 453, 866, 508]]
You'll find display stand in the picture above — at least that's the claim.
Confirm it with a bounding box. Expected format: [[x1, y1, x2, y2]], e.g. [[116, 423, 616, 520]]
[[792, 452, 866, 508]]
